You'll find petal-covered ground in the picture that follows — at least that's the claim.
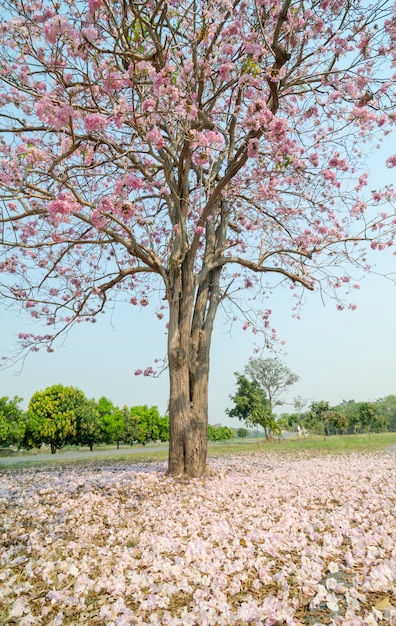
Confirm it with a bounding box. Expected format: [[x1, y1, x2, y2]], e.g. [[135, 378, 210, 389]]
[[0, 450, 395, 625]]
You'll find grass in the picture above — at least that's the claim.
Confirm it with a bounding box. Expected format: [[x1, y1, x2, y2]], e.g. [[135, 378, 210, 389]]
[[1, 431, 395, 471]]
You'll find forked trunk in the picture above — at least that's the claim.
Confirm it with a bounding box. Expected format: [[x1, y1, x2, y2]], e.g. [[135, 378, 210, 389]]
[[166, 248, 220, 477]]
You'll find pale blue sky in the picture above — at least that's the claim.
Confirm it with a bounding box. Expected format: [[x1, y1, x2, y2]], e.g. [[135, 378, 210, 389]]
[[1, 138, 395, 425]]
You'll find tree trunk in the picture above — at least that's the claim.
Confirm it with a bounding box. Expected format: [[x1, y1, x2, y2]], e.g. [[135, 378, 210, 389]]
[[167, 265, 214, 477], [50, 441, 56, 454], [168, 337, 210, 477]]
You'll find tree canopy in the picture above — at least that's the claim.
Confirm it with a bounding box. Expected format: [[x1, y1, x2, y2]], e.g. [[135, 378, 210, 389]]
[[1, 0, 396, 475]]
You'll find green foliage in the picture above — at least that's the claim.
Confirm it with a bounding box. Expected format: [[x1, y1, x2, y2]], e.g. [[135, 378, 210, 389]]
[[0, 396, 26, 447], [207, 424, 234, 441], [351, 402, 388, 434], [237, 427, 249, 438], [157, 415, 170, 442], [124, 405, 167, 445], [373, 395, 396, 431], [27, 384, 85, 453], [227, 373, 268, 423], [97, 397, 125, 447], [244, 358, 299, 411], [228, 359, 298, 438], [75, 398, 102, 450]]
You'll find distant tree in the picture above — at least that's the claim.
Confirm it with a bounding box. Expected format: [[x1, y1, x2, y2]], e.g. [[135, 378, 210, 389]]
[[351, 402, 388, 434], [122, 406, 140, 446], [227, 373, 269, 423], [97, 397, 125, 448], [251, 404, 278, 439], [126, 405, 164, 445], [245, 358, 299, 413], [375, 395, 396, 432], [76, 398, 102, 451], [157, 415, 170, 442], [305, 401, 331, 437], [237, 428, 249, 439], [0, 396, 26, 447], [228, 362, 296, 438], [207, 425, 234, 442], [326, 411, 349, 435], [27, 385, 84, 453]]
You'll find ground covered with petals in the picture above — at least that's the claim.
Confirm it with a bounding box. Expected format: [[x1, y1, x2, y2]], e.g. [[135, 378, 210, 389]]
[[1, 451, 395, 625]]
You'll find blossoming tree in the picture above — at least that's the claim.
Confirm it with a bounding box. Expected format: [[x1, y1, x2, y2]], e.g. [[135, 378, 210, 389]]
[[0, 0, 396, 475]]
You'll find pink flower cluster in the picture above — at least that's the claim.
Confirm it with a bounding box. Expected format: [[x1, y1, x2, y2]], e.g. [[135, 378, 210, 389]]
[[1, 451, 395, 625], [47, 192, 80, 222]]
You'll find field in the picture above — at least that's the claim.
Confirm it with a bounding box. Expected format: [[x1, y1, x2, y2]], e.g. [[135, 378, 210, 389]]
[[1, 435, 396, 625]]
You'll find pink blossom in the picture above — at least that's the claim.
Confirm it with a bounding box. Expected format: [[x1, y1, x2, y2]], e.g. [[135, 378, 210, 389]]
[[219, 63, 233, 81], [48, 192, 80, 220], [88, 0, 104, 12], [147, 128, 164, 149], [248, 138, 259, 159], [43, 15, 75, 44], [386, 155, 396, 168], [309, 152, 320, 167], [83, 114, 107, 132]]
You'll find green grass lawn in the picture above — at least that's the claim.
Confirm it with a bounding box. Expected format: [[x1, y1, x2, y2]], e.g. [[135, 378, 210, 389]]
[[2, 432, 395, 471]]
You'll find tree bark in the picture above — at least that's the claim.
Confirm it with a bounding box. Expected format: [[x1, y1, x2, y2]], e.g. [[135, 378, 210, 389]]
[[167, 260, 215, 477], [168, 331, 210, 477]]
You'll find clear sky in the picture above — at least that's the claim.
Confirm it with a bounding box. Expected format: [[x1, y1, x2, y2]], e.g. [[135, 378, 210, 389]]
[[1, 139, 395, 426]]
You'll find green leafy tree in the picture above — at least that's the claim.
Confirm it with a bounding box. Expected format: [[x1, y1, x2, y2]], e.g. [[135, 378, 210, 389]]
[[97, 397, 125, 448], [251, 404, 279, 439], [227, 373, 268, 423], [122, 406, 140, 445], [207, 425, 234, 441], [27, 385, 84, 453], [157, 415, 170, 442], [76, 398, 102, 451], [237, 427, 249, 439], [375, 395, 396, 431], [0, 396, 26, 447], [125, 405, 165, 445], [305, 401, 331, 437], [326, 411, 349, 435], [227, 368, 288, 438], [245, 358, 299, 413], [351, 402, 388, 434]]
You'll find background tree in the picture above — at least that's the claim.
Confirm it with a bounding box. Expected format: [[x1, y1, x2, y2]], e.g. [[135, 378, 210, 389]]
[[27, 384, 84, 453], [227, 373, 269, 423], [126, 405, 165, 445], [1, 1, 396, 476], [350, 402, 388, 434], [0, 396, 26, 448], [245, 358, 299, 413], [237, 427, 249, 439], [75, 398, 102, 451], [305, 401, 331, 437], [228, 360, 297, 437], [326, 410, 349, 436], [207, 424, 234, 441], [375, 395, 396, 432], [97, 396, 125, 449], [157, 414, 170, 442]]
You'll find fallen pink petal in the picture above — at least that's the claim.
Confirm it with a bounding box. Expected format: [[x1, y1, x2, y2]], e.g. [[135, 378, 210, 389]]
[[1, 451, 395, 625]]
